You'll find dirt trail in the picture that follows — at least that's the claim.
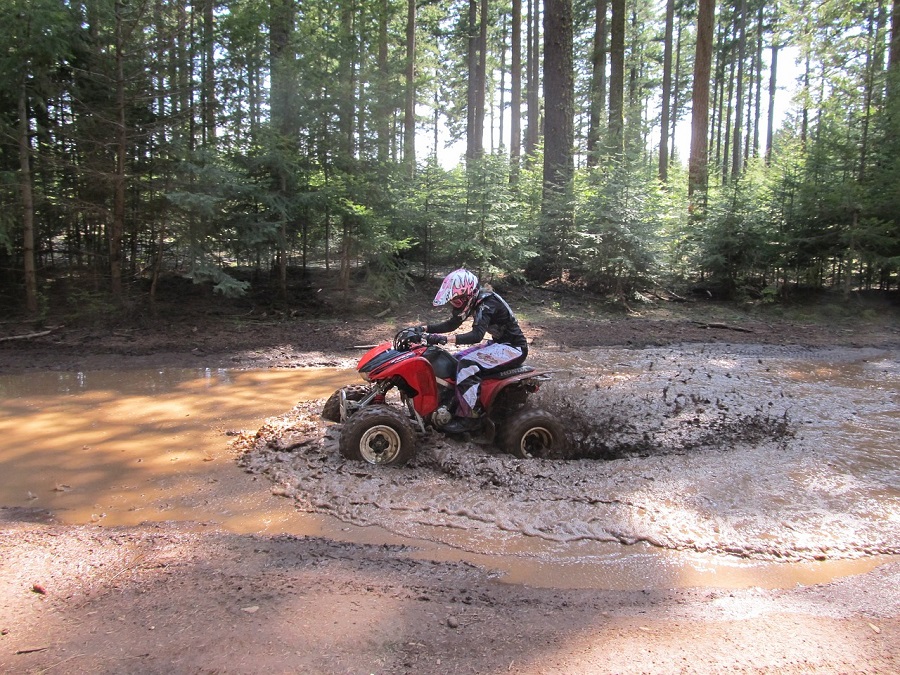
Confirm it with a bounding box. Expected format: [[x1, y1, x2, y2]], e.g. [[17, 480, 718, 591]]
[[2, 289, 899, 673]]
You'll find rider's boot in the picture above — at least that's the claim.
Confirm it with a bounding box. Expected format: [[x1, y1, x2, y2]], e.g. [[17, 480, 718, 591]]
[[442, 405, 483, 434]]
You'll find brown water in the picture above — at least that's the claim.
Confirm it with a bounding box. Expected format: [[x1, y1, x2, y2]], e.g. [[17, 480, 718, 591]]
[[0, 358, 895, 590], [0, 369, 354, 533]]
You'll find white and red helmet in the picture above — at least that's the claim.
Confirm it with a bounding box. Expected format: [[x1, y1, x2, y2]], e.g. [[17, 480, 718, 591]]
[[433, 268, 479, 312]]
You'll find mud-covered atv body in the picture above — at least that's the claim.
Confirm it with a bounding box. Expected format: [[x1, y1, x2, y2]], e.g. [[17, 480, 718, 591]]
[[322, 327, 567, 466]]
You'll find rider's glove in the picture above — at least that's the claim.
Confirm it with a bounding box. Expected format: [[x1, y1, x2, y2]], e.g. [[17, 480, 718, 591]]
[[425, 333, 447, 346]]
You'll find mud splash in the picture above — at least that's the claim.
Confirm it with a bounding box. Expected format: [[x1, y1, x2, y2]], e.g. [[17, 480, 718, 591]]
[[239, 345, 900, 564]]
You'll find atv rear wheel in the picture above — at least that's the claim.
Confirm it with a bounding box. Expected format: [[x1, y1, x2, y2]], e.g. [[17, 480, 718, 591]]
[[339, 405, 417, 466], [500, 408, 567, 459], [321, 385, 371, 422]]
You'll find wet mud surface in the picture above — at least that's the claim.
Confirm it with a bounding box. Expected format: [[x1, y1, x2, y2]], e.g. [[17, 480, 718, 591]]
[[2, 287, 900, 673], [238, 344, 900, 565]]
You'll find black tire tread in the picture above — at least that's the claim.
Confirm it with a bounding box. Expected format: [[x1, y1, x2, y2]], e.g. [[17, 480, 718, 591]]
[[338, 405, 417, 466], [500, 407, 568, 459], [321, 385, 371, 422]]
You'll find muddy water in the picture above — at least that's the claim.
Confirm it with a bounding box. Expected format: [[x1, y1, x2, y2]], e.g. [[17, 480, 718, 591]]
[[0, 369, 353, 533], [2, 347, 898, 591], [241, 344, 898, 589]]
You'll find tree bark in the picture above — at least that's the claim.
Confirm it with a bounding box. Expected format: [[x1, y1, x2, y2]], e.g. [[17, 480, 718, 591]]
[[404, 0, 416, 173], [466, 0, 479, 159], [659, 0, 675, 180], [766, 42, 778, 164], [525, 0, 540, 156], [510, 0, 522, 178], [475, 0, 487, 156], [586, 0, 607, 167], [730, 0, 747, 179], [111, 0, 127, 302], [202, 0, 216, 143], [608, 0, 625, 156], [541, 0, 574, 274], [18, 82, 38, 315], [270, 0, 297, 140], [890, 0, 900, 76], [377, 0, 391, 163], [689, 0, 716, 200]]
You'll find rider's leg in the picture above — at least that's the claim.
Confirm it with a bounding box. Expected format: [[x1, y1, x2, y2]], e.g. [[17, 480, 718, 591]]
[[454, 344, 525, 417], [455, 360, 483, 417]]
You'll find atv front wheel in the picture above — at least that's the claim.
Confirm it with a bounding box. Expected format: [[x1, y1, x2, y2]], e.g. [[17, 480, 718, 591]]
[[500, 408, 567, 459], [339, 405, 417, 466], [321, 385, 371, 422]]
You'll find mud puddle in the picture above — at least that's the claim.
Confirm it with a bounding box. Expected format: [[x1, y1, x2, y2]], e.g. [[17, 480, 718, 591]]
[[0, 368, 354, 534], [238, 344, 900, 587], [2, 346, 898, 591]]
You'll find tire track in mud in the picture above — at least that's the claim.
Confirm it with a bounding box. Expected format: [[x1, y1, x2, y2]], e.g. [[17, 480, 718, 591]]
[[237, 345, 900, 563]]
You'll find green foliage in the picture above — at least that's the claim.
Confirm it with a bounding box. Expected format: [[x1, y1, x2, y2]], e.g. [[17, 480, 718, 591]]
[[2, 0, 899, 316], [574, 158, 665, 295]]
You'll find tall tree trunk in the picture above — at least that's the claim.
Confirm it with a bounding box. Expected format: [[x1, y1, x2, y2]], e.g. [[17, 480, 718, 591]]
[[202, 0, 216, 144], [689, 0, 716, 200], [338, 0, 356, 165], [608, 0, 625, 156], [731, 0, 747, 179], [541, 0, 574, 275], [404, 0, 416, 173], [498, 14, 507, 153], [710, 19, 725, 172], [475, 0, 487, 156], [800, 51, 810, 147], [111, 0, 127, 302], [18, 82, 38, 315], [659, 0, 675, 180], [510, 0, 522, 179], [270, 0, 297, 139], [859, 4, 884, 182], [525, 0, 540, 156], [722, 46, 735, 184], [670, 14, 684, 161], [751, 5, 764, 160], [890, 0, 900, 83], [376, 0, 391, 163], [586, 0, 607, 167], [766, 41, 778, 164], [466, 0, 479, 159]]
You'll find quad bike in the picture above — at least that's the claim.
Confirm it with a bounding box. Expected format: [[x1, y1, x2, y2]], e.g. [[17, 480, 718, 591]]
[[322, 326, 567, 466]]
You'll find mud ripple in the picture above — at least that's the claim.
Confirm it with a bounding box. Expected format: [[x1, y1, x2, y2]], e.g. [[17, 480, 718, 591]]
[[237, 345, 900, 563]]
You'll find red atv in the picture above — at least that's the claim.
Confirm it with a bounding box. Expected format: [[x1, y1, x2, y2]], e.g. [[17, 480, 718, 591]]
[[322, 326, 567, 466]]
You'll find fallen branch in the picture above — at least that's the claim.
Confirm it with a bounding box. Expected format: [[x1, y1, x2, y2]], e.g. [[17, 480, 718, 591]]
[[0, 329, 54, 343], [692, 321, 754, 333], [15, 646, 49, 655], [660, 287, 689, 302]]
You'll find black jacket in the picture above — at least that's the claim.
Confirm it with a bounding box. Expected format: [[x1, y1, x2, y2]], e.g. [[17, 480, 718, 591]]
[[427, 291, 527, 354]]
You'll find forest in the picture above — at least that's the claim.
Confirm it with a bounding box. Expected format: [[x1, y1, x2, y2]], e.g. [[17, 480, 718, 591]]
[[2, 0, 899, 317]]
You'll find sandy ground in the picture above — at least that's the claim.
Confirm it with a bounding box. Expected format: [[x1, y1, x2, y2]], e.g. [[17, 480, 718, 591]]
[[2, 284, 900, 673]]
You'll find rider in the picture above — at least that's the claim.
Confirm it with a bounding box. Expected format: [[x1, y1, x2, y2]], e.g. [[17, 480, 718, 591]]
[[423, 268, 528, 432]]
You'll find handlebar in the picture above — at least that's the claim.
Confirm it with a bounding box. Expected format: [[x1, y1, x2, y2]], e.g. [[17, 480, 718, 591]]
[[393, 326, 425, 351]]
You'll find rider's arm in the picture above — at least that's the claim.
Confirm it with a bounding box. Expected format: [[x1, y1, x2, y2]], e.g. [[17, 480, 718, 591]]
[[426, 313, 464, 334], [450, 302, 493, 345]]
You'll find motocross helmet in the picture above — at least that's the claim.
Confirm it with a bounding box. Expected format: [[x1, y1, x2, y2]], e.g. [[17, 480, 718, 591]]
[[433, 268, 479, 314]]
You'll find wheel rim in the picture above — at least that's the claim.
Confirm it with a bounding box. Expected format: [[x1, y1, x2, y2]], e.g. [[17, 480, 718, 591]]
[[358, 424, 403, 464], [519, 426, 554, 458]]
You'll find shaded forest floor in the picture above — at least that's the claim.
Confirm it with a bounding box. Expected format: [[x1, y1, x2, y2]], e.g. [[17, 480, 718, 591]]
[[2, 270, 899, 372], [1, 271, 899, 674]]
